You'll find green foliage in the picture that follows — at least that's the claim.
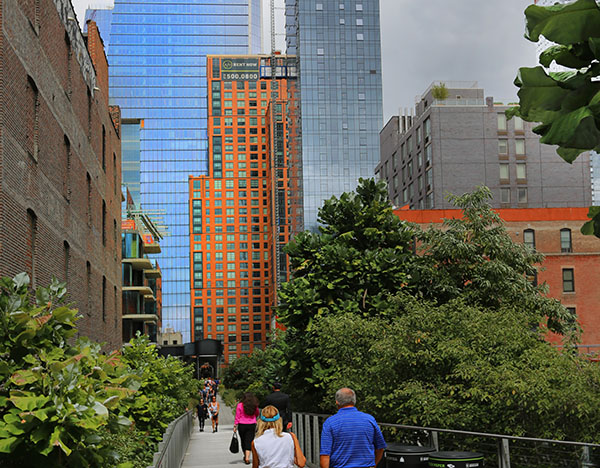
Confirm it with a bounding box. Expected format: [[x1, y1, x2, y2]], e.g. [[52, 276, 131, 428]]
[[219, 179, 597, 443], [310, 298, 600, 442], [432, 83, 449, 100], [0, 274, 139, 467], [409, 188, 577, 337], [269, 181, 579, 412], [120, 334, 199, 444], [276, 179, 415, 406], [510, 0, 600, 236], [0, 275, 200, 468], [222, 337, 288, 404]]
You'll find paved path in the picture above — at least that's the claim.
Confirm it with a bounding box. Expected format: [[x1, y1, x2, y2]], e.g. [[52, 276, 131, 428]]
[[182, 396, 249, 468]]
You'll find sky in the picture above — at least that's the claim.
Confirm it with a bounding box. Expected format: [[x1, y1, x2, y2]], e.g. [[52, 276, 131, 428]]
[[70, 0, 537, 123]]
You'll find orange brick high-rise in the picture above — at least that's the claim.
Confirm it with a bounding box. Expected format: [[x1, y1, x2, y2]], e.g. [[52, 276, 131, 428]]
[[189, 55, 301, 363]]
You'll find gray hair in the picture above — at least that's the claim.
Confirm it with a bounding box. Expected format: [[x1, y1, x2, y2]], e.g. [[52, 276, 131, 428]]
[[335, 388, 356, 407]]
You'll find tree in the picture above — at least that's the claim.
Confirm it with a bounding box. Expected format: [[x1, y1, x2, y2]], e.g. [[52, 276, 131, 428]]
[[310, 298, 600, 442], [508, 0, 600, 236], [276, 179, 415, 407], [274, 180, 577, 411]]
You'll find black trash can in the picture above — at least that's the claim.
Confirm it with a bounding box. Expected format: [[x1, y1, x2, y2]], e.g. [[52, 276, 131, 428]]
[[385, 443, 437, 468], [428, 451, 484, 468]]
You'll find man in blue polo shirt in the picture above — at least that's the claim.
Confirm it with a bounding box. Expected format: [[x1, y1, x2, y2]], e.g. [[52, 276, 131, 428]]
[[320, 387, 386, 468]]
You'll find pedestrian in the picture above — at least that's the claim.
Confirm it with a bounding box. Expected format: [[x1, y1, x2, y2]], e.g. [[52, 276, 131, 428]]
[[264, 381, 292, 431], [208, 395, 220, 432], [319, 388, 386, 468], [251, 405, 306, 468], [197, 397, 208, 432], [234, 392, 260, 464]]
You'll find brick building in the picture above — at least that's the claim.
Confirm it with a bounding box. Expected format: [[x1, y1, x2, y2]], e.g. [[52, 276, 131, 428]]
[[189, 54, 301, 363], [396, 207, 600, 347], [377, 82, 592, 210], [1, 0, 122, 348]]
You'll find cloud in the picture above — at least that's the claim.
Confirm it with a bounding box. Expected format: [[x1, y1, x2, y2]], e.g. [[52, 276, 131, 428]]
[[380, 0, 536, 121]]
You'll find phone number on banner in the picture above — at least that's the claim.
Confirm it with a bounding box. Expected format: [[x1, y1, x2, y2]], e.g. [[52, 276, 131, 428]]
[[222, 72, 259, 81]]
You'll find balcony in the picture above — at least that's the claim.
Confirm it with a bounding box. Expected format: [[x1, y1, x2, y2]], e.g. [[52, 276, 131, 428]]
[[143, 236, 161, 254], [122, 257, 153, 270], [122, 313, 159, 323], [144, 268, 162, 278], [123, 285, 154, 296]]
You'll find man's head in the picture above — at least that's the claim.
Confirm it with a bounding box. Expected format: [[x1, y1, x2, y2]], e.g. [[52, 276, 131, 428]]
[[335, 387, 356, 408], [272, 382, 282, 391]]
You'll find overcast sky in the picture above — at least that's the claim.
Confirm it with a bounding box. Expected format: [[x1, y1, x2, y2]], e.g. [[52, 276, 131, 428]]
[[71, 0, 537, 122]]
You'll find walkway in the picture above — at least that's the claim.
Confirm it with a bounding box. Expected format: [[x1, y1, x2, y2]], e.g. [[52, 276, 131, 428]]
[[182, 396, 248, 468]]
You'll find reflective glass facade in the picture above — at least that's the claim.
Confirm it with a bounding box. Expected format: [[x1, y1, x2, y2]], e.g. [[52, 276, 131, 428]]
[[286, 0, 383, 229], [86, 0, 261, 342]]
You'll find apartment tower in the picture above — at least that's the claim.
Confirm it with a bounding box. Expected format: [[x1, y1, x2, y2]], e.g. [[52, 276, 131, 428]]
[[189, 54, 300, 363]]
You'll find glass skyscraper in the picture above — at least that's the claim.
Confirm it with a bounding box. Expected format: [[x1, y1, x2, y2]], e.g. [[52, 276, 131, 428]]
[[286, 0, 383, 229], [86, 0, 262, 342]]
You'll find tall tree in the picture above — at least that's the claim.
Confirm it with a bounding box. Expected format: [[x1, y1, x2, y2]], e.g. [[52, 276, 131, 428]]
[[509, 0, 600, 236]]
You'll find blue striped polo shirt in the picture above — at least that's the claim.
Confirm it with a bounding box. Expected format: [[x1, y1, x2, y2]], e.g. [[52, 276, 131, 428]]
[[320, 406, 387, 468]]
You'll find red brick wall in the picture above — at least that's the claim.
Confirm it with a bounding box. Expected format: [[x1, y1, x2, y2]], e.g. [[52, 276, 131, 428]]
[[85, 21, 109, 109], [0, 0, 122, 350]]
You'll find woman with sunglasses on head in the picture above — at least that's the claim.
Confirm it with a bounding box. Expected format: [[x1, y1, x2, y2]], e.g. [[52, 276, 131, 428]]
[[251, 405, 306, 468]]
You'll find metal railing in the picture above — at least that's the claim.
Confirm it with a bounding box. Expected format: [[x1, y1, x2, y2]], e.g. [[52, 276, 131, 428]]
[[147, 410, 194, 468], [293, 412, 600, 468]]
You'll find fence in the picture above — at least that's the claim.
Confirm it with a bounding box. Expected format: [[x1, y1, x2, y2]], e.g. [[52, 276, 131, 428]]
[[147, 410, 194, 468], [293, 412, 600, 468]]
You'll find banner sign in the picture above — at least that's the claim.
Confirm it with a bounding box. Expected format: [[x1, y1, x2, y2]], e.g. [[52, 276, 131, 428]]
[[221, 58, 259, 81], [143, 234, 155, 245], [122, 219, 136, 231]]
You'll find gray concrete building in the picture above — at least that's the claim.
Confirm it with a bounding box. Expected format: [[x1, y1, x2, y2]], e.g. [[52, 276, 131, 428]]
[[376, 82, 592, 210]]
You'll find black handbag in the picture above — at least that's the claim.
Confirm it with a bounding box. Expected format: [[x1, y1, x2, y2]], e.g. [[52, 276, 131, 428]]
[[229, 432, 240, 454]]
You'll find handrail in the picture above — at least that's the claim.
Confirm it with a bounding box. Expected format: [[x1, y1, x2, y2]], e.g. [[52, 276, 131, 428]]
[[292, 411, 600, 468], [147, 409, 194, 468]]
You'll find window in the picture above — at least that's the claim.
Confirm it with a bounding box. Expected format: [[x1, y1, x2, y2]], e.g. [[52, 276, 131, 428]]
[[101, 126, 106, 171], [517, 188, 528, 203], [523, 229, 535, 249], [498, 140, 508, 155], [356, 18, 363, 26], [499, 164, 509, 181], [500, 188, 510, 204], [514, 116, 524, 131], [27, 77, 40, 160], [317, 48, 324, 56], [562, 269, 575, 292], [27, 209, 38, 288], [560, 228, 572, 253], [515, 139, 525, 155], [356, 3, 363, 10], [356, 33, 364, 41], [516, 163, 526, 180], [497, 113, 507, 131]]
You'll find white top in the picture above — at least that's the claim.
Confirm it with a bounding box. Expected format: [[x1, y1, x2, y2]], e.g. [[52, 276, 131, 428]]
[[254, 429, 295, 468]]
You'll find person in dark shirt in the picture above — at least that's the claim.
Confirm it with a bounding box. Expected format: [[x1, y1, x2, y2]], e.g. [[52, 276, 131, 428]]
[[264, 382, 292, 431]]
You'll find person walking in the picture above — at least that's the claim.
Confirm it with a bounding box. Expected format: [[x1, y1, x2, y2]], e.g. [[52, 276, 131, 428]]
[[197, 397, 208, 432], [234, 392, 260, 464], [208, 395, 220, 433], [319, 388, 386, 468], [251, 405, 306, 468], [264, 382, 292, 431]]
